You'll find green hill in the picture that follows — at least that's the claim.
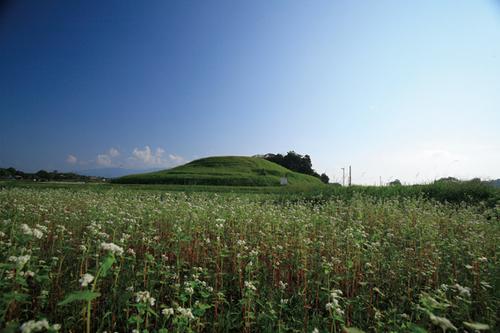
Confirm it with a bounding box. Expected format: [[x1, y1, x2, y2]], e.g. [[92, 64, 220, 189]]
[[113, 156, 324, 186]]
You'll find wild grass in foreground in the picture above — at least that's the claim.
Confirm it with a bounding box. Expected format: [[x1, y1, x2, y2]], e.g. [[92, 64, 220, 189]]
[[0, 188, 498, 332]]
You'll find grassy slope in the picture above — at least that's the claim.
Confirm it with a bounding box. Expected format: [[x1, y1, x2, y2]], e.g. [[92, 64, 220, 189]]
[[113, 156, 324, 186]]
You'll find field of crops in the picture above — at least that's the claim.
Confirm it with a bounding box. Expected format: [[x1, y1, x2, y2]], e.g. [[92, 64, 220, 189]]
[[0, 187, 499, 332]]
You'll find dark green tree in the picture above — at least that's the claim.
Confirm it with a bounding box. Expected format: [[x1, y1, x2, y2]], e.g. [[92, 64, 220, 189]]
[[320, 173, 329, 184], [36, 170, 50, 180], [389, 179, 402, 186]]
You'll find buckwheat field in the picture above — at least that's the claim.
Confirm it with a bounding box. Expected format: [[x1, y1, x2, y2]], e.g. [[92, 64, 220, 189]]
[[1, 187, 498, 332]]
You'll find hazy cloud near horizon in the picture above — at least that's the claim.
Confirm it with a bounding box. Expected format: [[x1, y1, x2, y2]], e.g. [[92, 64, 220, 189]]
[[321, 142, 500, 185]]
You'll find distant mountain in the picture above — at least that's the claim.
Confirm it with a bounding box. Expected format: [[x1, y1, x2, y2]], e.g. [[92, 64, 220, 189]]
[[78, 167, 162, 179]]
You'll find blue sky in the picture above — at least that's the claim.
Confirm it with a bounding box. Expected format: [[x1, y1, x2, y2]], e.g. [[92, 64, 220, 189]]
[[1, 0, 499, 184]]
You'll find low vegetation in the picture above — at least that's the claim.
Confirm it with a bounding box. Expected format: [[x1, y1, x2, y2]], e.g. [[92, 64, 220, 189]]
[[0, 185, 498, 332]]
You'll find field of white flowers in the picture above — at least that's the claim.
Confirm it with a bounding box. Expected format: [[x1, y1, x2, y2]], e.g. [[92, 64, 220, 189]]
[[0, 187, 498, 332]]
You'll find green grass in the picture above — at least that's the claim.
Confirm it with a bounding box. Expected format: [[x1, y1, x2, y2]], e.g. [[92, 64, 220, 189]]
[[274, 180, 500, 207], [113, 156, 324, 186], [3, 177, 498, 209]]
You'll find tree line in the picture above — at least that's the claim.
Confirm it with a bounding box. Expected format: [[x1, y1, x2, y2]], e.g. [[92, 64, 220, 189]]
[[0, 167, 104, 182], [262, 151, 330, 183]]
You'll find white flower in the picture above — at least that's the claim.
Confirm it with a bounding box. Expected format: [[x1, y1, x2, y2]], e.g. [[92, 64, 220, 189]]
[[100, 242, 124, 256], [8, 255, 30, 268], [31, 227, 43, 239], [79, 273, 94, 287], [215, 218, 225, 229], [312, 328, 319, 333], [162, 307, 174, 316], [325, 302, 334, 311], [35, 224, 47, 233], [135, 291, 155, 306], [20, 319, 50, 333], [279, 281, 287, 290], [185, 286, 194, 295], [127, 248, 136, 256], [330, 289, 343, 298], [98, 231, 109, 238], [244, 281, 257, 291], [177, 307, 195, 320], [21, 224, 32, 234], [20, 224, 43, 239]]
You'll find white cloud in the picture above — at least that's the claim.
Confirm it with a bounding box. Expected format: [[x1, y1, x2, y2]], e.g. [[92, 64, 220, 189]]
[[88, 145, 186, 169], [94, 147, 120, 167], [66, 154, 77, 164], [131, 146, 167, 166], [96, 154, 112, 167], [109, 147, 120, 158], [156, 147, 165, 156], [168, 154, 185, 165]]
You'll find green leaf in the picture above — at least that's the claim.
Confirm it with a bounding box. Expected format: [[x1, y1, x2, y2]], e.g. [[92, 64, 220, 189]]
[[408, 324, 428, 333], [1, 320, 20, 333], [343, 328, 365, 333], [128, 314, 144, 324], [463, 322, 490, 331], [3, 291, 30, 303], [58, 291, 101, 306], [146, 307, 158, 317], [100, 254, 115, 277]]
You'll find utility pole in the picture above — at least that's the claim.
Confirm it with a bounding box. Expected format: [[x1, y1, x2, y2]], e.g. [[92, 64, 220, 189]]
[[341, 168, 345, 186], [348, 165, 352, 186]]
